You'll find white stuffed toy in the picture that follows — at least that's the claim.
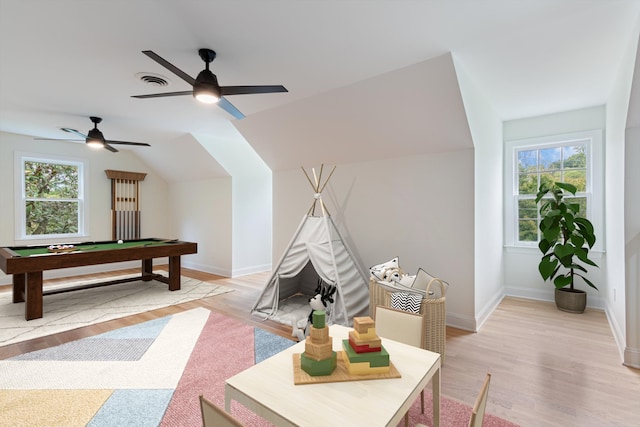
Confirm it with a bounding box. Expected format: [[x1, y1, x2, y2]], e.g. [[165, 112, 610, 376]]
[[292, 280, 337, 342]]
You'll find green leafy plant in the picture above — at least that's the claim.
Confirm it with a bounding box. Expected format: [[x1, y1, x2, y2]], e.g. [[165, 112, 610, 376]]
[[535, 181, 598, 290]]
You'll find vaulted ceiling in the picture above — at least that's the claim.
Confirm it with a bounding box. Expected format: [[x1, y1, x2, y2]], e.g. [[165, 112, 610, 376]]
[[1, 1, 638, 180]]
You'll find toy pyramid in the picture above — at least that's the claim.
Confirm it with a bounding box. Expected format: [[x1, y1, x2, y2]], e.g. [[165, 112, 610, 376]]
[[300, 310, 337, 376], [341, 316, 390, 375]]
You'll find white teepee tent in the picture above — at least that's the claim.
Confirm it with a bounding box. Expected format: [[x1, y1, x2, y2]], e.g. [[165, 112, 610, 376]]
[[251, 166, 369, 331]]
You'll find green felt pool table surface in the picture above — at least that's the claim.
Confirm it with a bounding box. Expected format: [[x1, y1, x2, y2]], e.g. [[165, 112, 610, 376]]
[[8, 239, 176, 257]]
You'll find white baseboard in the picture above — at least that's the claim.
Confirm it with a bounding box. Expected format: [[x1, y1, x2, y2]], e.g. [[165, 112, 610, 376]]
[[182, 261, 231, 277], [604, 299, 627, 362], [504, 286, 606, 310], [475, 291, 505, 331], [446, 312, 476, 332], [232, 263, 272, 278], [180, 261, 271, 278], [623, 347, 640, 369]]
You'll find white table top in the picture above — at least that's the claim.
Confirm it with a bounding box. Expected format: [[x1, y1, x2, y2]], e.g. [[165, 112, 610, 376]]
[[225, 324, 441, 427]]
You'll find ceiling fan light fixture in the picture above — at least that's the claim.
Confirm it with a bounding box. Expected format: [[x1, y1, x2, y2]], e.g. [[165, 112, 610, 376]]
[[86, 128, 105, 149], [193, 70, 221, 104]]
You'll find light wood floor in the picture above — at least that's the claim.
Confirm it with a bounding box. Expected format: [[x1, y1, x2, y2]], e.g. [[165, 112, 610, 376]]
[[2, 268, 639, 426]]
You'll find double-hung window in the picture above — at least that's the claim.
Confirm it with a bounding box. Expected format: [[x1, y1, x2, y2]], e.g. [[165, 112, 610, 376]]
[[504, 130, 603, 250], [15, 152, 88, 241]]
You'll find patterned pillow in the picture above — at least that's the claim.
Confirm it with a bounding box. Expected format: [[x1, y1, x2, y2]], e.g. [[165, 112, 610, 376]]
[[369, 256, 400, 280], [390, 291, 423, 314]]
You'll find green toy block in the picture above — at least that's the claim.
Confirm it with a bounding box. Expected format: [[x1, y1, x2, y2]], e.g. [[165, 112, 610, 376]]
[[301, 351, 337, 376], [342, 339, 389, 367], [312, 310, 326, 328]]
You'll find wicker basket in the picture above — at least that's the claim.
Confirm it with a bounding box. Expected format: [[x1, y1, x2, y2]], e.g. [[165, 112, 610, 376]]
[[369, 278, 447, 363]]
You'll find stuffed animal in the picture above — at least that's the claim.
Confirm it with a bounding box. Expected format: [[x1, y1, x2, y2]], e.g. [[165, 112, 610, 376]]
[[293, 279, 337, 341]]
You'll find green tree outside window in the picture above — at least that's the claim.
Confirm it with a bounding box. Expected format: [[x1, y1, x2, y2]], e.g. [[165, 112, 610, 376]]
[[24, 161, 80, 236], [516, 145, 587, 243]]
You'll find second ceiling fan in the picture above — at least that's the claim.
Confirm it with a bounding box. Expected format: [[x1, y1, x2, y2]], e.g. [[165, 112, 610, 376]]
[[131, 49, 288, 119], [37, 116, 150, 153]]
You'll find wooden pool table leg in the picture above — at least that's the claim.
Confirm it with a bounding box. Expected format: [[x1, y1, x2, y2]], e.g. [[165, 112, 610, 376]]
[[168, 255, 181, 291], [25, 271, 43, 320], [12, 273, 25, 303], [141, 259, 153, 280]]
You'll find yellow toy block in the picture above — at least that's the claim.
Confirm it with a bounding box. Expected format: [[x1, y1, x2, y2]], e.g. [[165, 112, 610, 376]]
[[351, 327, 378, 341], [353, 316, 375, 334], [341, 351, 390, 375], [348, 330, 382, 348]]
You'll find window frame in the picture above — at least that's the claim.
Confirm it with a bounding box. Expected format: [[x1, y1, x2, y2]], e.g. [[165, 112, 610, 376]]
[[504, 129, 604, 252], [14, 152, 90, 243]]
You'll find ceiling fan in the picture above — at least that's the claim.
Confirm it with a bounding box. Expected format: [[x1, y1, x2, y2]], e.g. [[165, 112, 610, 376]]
[[131, 49, 288, 119], [36, 116, 151, 153]]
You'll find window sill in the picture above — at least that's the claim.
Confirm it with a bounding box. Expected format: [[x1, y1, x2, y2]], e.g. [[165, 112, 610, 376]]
[[504, 245, 605, 259]]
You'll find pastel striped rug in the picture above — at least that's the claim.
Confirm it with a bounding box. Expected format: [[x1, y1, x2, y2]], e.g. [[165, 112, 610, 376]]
[[0, 308, 519, 426]]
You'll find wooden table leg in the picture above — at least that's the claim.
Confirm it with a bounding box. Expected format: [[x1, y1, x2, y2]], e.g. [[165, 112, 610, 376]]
[[25, 271, 43, 321], [168, 256, 181, 291], [13, 273, 25, 303], [432, 362, 441, 427], [141, 259, 153, 280]]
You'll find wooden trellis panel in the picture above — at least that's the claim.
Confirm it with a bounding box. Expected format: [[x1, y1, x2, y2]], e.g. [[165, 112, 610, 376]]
[[105, 170, 147, 240]]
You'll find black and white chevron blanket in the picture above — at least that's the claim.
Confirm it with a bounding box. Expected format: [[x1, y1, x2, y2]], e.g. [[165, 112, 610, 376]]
[[390, 292, 422, 314]]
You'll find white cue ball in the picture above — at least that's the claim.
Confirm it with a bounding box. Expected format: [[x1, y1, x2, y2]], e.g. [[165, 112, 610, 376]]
[[117, 240, 123, 244]]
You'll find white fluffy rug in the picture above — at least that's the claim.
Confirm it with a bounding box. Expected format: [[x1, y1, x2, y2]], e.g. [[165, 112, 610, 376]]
[[0, 273, 233, 346]]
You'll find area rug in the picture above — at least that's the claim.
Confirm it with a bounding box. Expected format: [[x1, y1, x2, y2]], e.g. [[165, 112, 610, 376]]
[[0, 272, 233, 347], [0, 308, 519, 427]]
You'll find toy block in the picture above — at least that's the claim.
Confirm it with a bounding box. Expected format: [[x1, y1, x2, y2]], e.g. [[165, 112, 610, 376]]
[[348, 336, 382, 353], [301, 351, 337, 376], [348, 330, 382, 348], [353, 316, 375, 334], [351, 327, 378, 341], [342, 340, 389, 367], [341, 351, 390, 375], [312, 310, 326, 328], [305, 340, 334, 361], [310, 325, 329, 342]]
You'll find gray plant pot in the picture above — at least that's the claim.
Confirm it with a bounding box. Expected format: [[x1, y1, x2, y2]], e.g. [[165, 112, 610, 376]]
[[555, 288, 587, 313]]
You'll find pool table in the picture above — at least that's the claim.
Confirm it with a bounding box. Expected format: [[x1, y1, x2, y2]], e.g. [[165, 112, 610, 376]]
[[0, 238, 197, 320]]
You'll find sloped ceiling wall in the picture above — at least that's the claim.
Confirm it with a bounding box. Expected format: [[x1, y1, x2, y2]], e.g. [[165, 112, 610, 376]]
[[235, 53, 473, 171], [140, 133, 230, 183]]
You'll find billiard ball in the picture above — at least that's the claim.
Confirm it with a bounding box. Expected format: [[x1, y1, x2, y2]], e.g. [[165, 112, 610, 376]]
[[117, 240, 123, 244]]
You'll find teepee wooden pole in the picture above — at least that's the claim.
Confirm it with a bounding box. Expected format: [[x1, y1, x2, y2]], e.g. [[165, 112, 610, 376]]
[[302, 164, 336, 217], [318, 165, 336, 194], [302, 166, 315, 190], [317, 164, 324, 191], [312, 167, 321, 216], [302, 166, 318, 215]]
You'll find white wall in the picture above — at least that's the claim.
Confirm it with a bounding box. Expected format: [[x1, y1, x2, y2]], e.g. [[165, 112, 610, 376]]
[[0, 131, 171, 284], [620, 27, 640, 368], [454, 54, 504, 330], [194, 130, 272, 277], [625, 126, 640, 368], [168, 177, 233, 276], [502, 106, 607, 307], [606, 44, 636, 361], [273, 150, 476, 330]]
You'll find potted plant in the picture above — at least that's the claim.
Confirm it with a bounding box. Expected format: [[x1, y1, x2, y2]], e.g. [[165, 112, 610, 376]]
[[535, 181, 598, 313]]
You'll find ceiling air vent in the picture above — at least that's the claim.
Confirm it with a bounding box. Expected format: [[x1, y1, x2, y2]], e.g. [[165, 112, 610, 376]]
[[135, 72, 169, 87]]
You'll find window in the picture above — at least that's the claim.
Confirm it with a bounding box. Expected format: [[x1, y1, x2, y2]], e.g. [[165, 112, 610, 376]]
[[15, 153, 88, 241], [504, 130, 603, 250]]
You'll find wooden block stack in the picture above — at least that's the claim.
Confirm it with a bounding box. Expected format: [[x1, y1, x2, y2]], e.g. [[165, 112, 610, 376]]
[[300, 310, 337, 376], [341, 316, 390, 375]]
